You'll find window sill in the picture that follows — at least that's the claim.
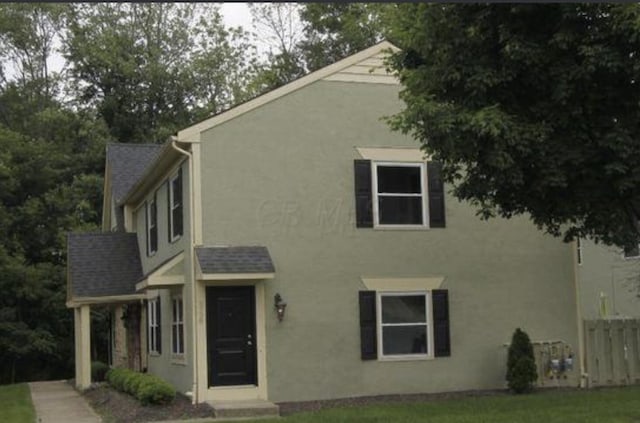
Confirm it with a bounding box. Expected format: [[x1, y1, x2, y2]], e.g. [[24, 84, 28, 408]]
[[170, 234, 182, 244], [149, 352, 161, 357], [378, 355, 433, 362], [171, 355, 187, 365], [373, 225, 430, 231]]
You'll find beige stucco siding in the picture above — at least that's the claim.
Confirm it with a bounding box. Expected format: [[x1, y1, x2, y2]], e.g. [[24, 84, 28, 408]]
[[198, 80, 580, 402], [132, 159, 194, 393], [577, 239, 640, 319]]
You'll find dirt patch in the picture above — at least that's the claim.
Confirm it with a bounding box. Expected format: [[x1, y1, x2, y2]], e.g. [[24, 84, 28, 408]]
[[83, 383, 214, 423]]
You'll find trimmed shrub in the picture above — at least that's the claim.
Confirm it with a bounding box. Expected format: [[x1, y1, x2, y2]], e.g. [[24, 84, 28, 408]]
[[106, 368, 127, 391], [506, 328, 538, 394], [106, 367, 175, 405], [137, 376, 176, 405], [91, 361, 109, 382]]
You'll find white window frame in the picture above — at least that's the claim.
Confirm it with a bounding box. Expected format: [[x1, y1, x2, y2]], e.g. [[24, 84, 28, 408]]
[[171, 296, 185, 356], [148, 297, 160, 355], [146, 197, 157, 256], [376, 291, 433, 360], [169, 172, 182, 243], [372, 161, 428, 229]]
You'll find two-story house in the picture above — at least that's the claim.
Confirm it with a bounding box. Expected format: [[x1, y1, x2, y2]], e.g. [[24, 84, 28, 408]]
[[67, 41, 584, 412]]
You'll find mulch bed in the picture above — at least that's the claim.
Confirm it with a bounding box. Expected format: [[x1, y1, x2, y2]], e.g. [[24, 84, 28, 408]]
[[82, 381, 584, 422], [83, 383, 214, 423]]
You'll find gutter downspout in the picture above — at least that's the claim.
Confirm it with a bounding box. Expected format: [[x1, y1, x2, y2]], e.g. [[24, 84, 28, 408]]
[[170, 139, 199, 404], [572, 240, 587, 388]]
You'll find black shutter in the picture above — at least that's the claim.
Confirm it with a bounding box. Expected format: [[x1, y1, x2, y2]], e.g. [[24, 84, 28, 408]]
[[167, 180, 172, 242], [427, 161, 446, 228], [359, 291, 377, 360], [156, 297, 162, 354], [145, 202, 150, 256], [432, 289, 450, 357], [354, 160, 373, 228], [175, 168, 183, 237]]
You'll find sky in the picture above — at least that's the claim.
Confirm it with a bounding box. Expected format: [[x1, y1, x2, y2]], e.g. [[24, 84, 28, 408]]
[[220, 2, 253, 29]]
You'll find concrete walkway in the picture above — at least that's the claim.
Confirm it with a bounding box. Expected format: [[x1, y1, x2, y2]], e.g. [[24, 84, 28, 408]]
[[29, 380, 101, 423]]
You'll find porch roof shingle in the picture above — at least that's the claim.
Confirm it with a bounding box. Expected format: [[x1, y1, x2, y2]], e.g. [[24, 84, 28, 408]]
[[195, 246, 275, 274], [67, 232, 143, 298]]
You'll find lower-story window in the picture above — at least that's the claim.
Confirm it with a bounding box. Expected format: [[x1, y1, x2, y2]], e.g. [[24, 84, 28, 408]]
[[148, 297, 161, 354], [172, 297, 184, 355], [378, 292, 430, 357], [359, 288, 450, 361]]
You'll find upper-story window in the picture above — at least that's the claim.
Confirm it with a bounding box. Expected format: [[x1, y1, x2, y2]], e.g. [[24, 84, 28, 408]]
[[146, 192, 158, 256], [354, 159, 445, 229], [169, 169, 183, 242], [373, 163, 426, 227]]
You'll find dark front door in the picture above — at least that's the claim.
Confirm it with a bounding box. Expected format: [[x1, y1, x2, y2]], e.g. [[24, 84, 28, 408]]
[[206, 286, 257, 387]]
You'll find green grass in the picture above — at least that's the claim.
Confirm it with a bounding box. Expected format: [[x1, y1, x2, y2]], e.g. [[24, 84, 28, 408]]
[[245, 387, 640, 423], [0, 384, 36, 423]]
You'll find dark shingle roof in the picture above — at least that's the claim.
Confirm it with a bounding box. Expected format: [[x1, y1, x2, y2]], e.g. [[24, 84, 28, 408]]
[[107, 143, 164, 204], [196, 246, 275, 274], [68, 233, 143, 298]]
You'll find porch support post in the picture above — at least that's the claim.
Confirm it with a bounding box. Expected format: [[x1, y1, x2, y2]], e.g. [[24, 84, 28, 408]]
[[74, 305, 91, 390]]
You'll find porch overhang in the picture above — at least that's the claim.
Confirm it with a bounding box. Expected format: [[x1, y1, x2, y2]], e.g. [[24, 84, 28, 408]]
[[135, 252, 185, 292], [195, 246, 275, 281], [66, 294, 147, 308], [198, 272, 275, 281]]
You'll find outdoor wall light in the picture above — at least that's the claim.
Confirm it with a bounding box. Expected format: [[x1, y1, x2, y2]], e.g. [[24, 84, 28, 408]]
[[274, 293, 287, 322]]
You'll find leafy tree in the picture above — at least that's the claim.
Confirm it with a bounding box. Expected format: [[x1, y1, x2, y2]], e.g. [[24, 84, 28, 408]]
[[388, 4, 640, 249], [0, 3, 110, 383], [0, 3, 67, 101], [64, 3, 256, 144], [298, 3, 392, 72], [247, 3, 305, 93]]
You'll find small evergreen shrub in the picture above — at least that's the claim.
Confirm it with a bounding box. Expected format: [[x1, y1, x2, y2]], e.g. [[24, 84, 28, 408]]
[[506, 328, 538, 394], [91, 361, 109, 382], [106, 367, 175, 404], [137, 376, 176, 405]]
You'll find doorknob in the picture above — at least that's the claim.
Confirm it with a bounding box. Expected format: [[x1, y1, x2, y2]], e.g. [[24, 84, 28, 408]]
[[247, 334, 252, 339], [247, 340, 253, 346]]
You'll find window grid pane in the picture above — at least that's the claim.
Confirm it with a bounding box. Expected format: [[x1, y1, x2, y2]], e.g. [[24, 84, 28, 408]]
[[377, 166, 422, 194], [381, 295, 426, 324]]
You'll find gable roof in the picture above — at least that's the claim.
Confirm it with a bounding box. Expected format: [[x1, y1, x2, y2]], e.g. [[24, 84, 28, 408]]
[[196, 246, 275, 274], [106, 143, 164, 204], [177, 40, 400, 142], [67, 232, 143, 299]]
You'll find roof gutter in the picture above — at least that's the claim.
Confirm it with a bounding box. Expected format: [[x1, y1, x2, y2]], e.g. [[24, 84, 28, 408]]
[[170, 138, 200, 405]]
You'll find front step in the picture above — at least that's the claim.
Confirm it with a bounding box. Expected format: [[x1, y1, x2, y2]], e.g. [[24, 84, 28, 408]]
[[208, 399, 280, 419]]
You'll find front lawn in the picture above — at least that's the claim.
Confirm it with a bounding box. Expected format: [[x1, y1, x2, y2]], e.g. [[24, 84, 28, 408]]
[[259, 387, 640, 423], [0, 383, 36, 423]]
